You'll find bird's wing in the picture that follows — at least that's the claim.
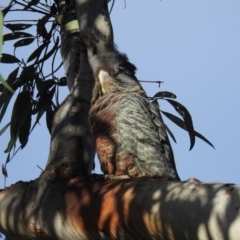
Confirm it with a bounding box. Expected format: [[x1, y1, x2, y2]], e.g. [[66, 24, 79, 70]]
[[116, 93, 179, 180]]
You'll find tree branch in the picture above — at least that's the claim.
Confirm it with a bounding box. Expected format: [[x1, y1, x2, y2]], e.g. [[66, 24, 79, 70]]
[[0, 176, 239, 240]]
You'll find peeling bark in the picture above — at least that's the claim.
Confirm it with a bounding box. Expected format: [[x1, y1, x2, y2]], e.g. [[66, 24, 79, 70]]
[[0, 177, 239, 240]]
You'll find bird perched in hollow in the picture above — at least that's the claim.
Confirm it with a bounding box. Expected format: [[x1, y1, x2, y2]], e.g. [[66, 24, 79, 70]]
[[85, 32, 180, 181]]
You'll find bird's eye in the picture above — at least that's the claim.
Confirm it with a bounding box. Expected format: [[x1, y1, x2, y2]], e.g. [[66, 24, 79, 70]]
[[118, 67, 125, 75]]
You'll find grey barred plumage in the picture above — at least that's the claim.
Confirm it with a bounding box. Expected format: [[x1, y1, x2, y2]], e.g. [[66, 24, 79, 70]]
[[85, 32, 180, 181]]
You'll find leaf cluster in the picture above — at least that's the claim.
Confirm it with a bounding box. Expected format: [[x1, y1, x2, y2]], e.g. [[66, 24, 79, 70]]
[[0, 0, 66, 169], [150, 91, 214, 150]]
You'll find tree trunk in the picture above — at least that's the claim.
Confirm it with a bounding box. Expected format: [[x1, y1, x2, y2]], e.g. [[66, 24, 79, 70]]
[[0, 1, 239, 239], [45, 0, 113, 176]]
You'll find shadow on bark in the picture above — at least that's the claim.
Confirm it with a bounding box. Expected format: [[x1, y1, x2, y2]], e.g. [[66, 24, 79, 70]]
[[61, 178, 240, 239]]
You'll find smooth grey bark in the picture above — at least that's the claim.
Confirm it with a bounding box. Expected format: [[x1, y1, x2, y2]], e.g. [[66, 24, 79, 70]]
[[45, 0, 113, 175], [0, 178, 240, 240]]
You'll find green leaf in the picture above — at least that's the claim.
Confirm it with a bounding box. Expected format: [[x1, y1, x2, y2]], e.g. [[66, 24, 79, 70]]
[[164, 123, 177, 143], [0, 94, 13, 123], [0, 69, 17, 113], [27, 43, 46, 63], [57, 77, 67, 86], [0, 73, 14, 92], [10, 91, 31, 139], [0, 53, 20, 63], [31, 87, 55, 131], [19, 65, 36, 79], [0, 93, 11, 121], [6, 66, 19, 85], [0, 10, 3, 59], [18, 65, 36, 87], [36, 78, 47, 96], [0, 122, 10, 136], [166, 99, 195, 150], [4, 23, 33, 32], [36, 37, 59, 64], [19, 109, 31, 149], [161, 111, 214, 149], [4, 133, 18, 153], [46, 106, 54, 133], [35, 79, 55, 97], [194, 131, 215, 149], [161, 111, 188, 132], [14, 37, 35, 48], [3, 32, 33, 41], [37, 15, 50, 39], [0, 67, 19, 101], [151, 99, 177, 142], [153, 91, 177, 99]]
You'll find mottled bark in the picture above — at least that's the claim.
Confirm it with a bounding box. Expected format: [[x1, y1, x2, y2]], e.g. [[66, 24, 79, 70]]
[[0, 177, 240, 240], [46, 0, 113, 176]]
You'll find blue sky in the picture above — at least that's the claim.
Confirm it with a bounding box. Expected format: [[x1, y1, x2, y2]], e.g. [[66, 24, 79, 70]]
[[1, 0, 240, 186]]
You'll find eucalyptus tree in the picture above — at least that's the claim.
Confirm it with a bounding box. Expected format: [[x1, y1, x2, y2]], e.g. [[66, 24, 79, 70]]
[[0, 1, 239, 240]]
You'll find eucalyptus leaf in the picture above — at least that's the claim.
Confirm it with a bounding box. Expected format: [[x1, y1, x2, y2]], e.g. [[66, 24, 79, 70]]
[[0, 73, 14, 92], [1, 53, 20, 63], [6, 67, 19, 85], [36, 37, 59, 64], [164, 123, 177, 143], [14, 38, 35, 48], [166, 99, 195, 150], [31, 87, 55, 131], [0, 122, 10, 136], [4, 23, 33, 32], [3, 32, 33, 41], [27, 43, 46, 62], [57, 77, 67, 86], [194, 131, 215, 149], [0, 94, 13, 123], [161, 111, 214, 149], [37, 15, 50, 39], [10, 91, 31, 139], [19, 109, 31, 149], [4, 134, 18, 153], [161, 111, 187, 130], [153, 91, 177, 99], [18, 65, 36, 86]]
